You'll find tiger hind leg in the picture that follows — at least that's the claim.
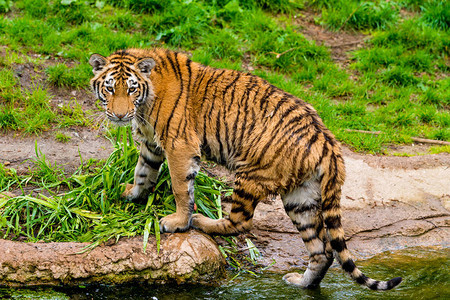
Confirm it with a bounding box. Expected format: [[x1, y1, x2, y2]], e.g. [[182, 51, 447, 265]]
[[192, 177, 265, 235], [282, 179, 334, 288]]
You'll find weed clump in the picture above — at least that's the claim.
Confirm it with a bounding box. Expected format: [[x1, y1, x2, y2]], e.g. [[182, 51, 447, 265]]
[[316, 0, 400, 30], [420, 0, 449, 30], [46, 63, 91, 88]]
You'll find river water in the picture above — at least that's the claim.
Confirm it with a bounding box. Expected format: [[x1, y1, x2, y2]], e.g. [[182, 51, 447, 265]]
[[1, 247, 448, 299]]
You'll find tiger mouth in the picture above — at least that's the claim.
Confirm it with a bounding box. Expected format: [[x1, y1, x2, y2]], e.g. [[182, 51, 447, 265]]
[[109, 117, 133, 126]]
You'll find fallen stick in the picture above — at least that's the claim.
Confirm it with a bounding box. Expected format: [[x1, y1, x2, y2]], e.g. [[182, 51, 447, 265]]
[[345, 129, 383, 135], [410, 137, 450, 146], [344, 129, 450, 146]]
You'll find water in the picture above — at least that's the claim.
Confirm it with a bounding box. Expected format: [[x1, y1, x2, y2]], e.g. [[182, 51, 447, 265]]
[[1, 247, 448, 300]]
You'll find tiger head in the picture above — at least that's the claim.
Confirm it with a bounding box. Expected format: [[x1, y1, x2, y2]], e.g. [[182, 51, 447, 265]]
[[89, 53, 156, 125]]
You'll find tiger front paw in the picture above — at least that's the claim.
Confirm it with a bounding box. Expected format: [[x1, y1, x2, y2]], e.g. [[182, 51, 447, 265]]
[[159, 213, 191, 233], [121, 183, 136, 198], [121, 183, 150, 204]]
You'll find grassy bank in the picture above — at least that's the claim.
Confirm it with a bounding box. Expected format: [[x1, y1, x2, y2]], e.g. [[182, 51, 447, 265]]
[[0, 0, 448, 152]]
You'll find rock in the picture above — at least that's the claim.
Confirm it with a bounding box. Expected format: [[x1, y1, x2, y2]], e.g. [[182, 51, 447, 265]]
[[0, 230, 225, 287]]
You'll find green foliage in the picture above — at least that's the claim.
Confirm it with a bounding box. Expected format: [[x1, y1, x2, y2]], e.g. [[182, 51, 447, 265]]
[[20, 0, 50, 18], [0, 0, 12, 12], [52, 0, 93, 25], [55, 132, 72, 143], [420, 0, 450, 30], [1, 0, 448, 150], [108, 11, 136, 30], [46, 63, 91, 88], [380, 66, 418, 87], [317, 0, 400, 30], [0, 127, 230, 247]]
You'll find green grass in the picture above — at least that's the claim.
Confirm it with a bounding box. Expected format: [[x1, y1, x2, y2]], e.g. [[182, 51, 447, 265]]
[[46, 63, 92, 88], [1, 0, 448, 153], [55, 132, 72, 143], [420, 0, 450, 30], [316, 0, 401, 31], [0, 127, 230, 250], [0, 67, 90, 133]]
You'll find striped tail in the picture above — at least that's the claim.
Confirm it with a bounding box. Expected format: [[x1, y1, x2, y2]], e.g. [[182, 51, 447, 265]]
[[320, 151, 402, 290]]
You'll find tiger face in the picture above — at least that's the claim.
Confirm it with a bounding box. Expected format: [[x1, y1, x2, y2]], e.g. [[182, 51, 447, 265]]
[[89, 53, 156, 125]]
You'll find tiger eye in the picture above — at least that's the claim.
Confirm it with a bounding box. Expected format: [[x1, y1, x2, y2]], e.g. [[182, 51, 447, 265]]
[[106, 86, 114, 93], [128, 87, 136, 93]]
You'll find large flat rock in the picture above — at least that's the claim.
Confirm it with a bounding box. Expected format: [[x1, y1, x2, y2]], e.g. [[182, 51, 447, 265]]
[[0, 230, 225, 287]]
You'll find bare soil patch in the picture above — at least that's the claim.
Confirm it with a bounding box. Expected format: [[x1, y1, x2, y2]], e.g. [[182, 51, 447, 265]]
[[0, 128, 112, 174], [294, 10, 367, 66]]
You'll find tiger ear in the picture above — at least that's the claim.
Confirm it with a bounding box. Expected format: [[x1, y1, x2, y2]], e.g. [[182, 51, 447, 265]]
[[137, 58, 156, 76], [89, 54, 108, 74]]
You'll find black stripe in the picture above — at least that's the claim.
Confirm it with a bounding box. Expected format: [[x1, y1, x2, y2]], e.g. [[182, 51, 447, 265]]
[[302, 234, 317, 243], [223, 72, 240, 97], [141, 154, 163, 170], [284, 202, 298, 212], [193, 67, 207, 96], [186, 172, 197, 181], [236, 85, 250, 151], [145, 141, 163, 156], [299, 132, 320, 168], [230, 205, 253, 220], [271, 95, 290, 116], [368, 281, 380, 290], [201, 70, 226, 112], [181, 60, 193, 140], [202, 101, 210, 146], [356, 274, 368, 285], [342, 260, 356, 273], [330, 238, 346, 253], [166, 52, 182, 81], [233, 188, 255, 200], [259, 85, 276, 110], [325, 155, 338, 192], [151, 98, 163, 129], [295, 203, 318, 214], [387, 277, 402, 290], [216, 109, 224, 163], [295, 223, 316, 232], [325, 215, 341, 229], [309, 250, 327, 258]]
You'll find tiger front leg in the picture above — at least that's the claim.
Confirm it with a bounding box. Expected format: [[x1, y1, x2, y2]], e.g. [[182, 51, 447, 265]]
[[159, 150, 201, 233], [123, 142, 164, 203]]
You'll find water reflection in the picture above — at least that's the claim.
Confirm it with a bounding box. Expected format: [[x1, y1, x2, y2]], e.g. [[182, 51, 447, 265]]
[[1, 247, 448, 300]]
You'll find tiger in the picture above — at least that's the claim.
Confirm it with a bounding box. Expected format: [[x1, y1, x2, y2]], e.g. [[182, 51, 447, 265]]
[[89, 48, 402, 290]]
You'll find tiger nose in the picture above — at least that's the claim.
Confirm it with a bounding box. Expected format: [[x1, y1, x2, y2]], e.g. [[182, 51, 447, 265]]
[[115, 112, 127, 119]]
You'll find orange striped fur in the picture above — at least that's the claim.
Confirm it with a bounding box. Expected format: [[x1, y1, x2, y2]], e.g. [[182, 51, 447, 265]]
[[89, 48, 401, 290]]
